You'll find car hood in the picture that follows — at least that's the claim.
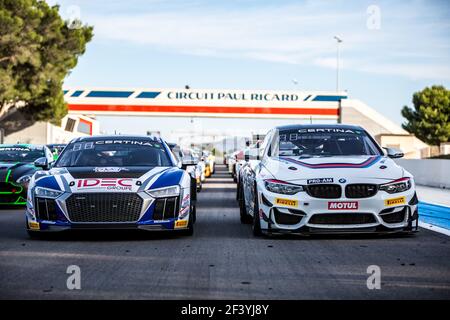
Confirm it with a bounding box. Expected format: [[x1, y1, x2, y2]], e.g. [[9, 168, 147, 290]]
[[0, 162, 37, 182], [263, 155, 405, 184], [32, 166, 183, 193]]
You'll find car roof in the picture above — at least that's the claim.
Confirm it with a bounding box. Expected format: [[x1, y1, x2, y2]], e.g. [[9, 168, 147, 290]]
[[69, 135, 164, 144], [274, 123, 364, 131], [0, 144, 45, 150]]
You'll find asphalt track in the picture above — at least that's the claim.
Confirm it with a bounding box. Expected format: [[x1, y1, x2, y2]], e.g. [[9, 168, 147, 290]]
[[0, 165, 449, 299]]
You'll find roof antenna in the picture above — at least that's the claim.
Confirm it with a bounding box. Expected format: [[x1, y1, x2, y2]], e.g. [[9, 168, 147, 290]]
[[310, 116, 313, 124]]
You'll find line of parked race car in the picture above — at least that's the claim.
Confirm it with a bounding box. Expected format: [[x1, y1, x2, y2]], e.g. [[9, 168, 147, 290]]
[[1, 124, 419, 239]]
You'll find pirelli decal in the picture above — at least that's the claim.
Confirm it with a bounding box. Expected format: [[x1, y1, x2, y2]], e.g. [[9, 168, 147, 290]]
[[385, 196, 406, 207], [275, 198, 298, 207], [28, 221, 40, 230], [174, 220, 188, 229]]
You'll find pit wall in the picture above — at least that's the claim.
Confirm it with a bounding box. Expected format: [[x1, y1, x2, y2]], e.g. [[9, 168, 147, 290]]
[[395, 159, 450, 189]]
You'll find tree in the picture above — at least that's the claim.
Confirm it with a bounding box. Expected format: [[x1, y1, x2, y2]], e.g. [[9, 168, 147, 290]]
[[401, 85, 450, 146], [0, 0, 93, 125]]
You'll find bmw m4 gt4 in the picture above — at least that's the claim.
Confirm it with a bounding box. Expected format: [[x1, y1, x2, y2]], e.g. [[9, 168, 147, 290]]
[[239, 125, 419, 236], [25, 136, 195, 237]]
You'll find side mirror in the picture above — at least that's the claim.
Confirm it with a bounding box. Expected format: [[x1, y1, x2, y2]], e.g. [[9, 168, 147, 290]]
[[181, 157, 198, 170], [384, 147, 404, 159], [34, 157, 49, 170], [244, 153, 260, 162]]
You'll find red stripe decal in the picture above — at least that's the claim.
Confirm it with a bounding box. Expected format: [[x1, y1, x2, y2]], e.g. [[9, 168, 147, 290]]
[[68, 104, 339, 116]]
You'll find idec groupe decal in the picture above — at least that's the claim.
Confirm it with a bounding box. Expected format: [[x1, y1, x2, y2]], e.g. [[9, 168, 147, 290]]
[[76, 178, 133, 191], [328, 201, 359, 210]]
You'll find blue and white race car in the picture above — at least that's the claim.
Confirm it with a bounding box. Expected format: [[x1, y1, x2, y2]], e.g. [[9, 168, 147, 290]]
[[239, 124, 419, 236], [25, 135, 195, 237]]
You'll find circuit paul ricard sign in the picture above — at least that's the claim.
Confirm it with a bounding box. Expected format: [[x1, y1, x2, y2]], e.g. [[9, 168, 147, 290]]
[[64, 88, 347, 120]]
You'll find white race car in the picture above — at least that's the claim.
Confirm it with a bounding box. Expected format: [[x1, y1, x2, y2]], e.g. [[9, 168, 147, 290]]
[[239, 124, 419, 236]]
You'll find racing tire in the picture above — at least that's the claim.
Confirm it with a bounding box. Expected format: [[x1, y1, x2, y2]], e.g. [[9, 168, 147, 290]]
[[191, 205, 197, 224], [239, 184, 252, 224], [27, 229, 44, 239], [252, 190, 263, 237], [180, 216, 194, 236]]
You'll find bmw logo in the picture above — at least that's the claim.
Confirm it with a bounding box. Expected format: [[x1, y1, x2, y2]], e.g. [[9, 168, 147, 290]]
[[338, 178, 347, 183]]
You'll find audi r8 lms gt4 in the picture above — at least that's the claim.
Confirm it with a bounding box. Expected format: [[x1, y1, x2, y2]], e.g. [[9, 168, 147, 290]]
[[25, 136, 195, 237], [239, 124, 419, 236], [0, 144, 54, 206]]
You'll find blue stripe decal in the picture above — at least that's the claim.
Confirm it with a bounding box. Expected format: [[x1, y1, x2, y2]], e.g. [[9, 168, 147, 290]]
[[149, 168, 183, 190], [136, 91, 161, 99], [63, 90, 68, 95], [36, 176, 61, 191], [86, 91, 134, 98], [303, 95, 311, 101], [419, 202, 450, 230], [71, 90, 84, 97], [312, 95, 347, 102]]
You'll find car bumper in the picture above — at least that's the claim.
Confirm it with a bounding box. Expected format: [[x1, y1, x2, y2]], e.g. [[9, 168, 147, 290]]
[[25, 191, 191, 233], [257, 187, 419, 234], [0, 183, 27, 205]]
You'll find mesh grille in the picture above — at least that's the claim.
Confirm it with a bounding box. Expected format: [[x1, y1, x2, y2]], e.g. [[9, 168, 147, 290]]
[[306, 184, 341, 199], [309, 213, 376, 225], [345, 184, 378, 198], [66, 193, 143, 223]]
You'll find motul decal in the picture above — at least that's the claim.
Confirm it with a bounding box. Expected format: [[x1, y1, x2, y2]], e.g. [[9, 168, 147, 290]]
[[76, 178, 133, 190], [328, 201, 359, 210]]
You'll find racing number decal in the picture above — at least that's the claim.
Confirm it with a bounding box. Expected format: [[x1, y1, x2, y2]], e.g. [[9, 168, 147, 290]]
[[384, 196, 406, 206], [275, 198, 298, 207]]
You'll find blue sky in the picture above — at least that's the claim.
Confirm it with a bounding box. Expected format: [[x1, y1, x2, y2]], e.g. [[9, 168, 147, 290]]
[[48, 0, 450, 134]]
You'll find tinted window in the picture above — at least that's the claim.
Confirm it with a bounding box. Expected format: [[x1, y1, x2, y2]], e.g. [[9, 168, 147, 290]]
[[0, 146, 44, 162], [55, 139, 172, 167], [275, 128, 382, 157]]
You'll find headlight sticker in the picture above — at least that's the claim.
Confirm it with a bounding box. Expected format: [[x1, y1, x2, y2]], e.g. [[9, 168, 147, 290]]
[[275, 198, 298, 207], [384, 196, 406, 206]]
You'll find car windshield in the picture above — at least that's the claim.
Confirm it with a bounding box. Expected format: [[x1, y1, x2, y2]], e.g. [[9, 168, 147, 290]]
[[274, 128, 382, 157], [0, 146, 44, 162], [55, 139, 172, 167]]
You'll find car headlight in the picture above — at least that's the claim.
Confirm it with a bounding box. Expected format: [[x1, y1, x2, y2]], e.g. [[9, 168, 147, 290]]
[[379, 177, 412, 194], [264, 179, 304, 195], [146, 185, 181, 198], [16, 174, 32, 186], [34, 186, 64, 199]]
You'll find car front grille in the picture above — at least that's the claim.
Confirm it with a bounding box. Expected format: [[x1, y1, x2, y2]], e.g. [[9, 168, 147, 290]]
[[0, 182, 22, 193], [152, 197, 180, 220], [306, 184, 341, 198], [309, 213, 376, 225], [66, 193, 143, 223], [0, 194, 20, 203], [35, 198, 58, 221], [345, 184, 378, 198]]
